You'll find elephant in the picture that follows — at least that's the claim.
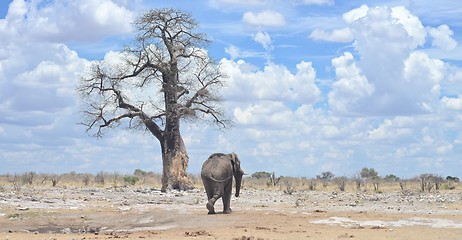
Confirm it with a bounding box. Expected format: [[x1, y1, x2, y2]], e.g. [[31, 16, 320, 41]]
[[201, 152, 246, 214]]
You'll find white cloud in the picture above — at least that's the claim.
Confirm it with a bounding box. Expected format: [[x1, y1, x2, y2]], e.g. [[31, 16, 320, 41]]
[[225, 45, 240, 60], [234, 102, 292, 126], [0, 0, 137, 174], [428, 24, 458, 51], [0, 0, 136, 116], [403, 51, 445, 111], [343, 4, 368, 24], [0, 43, 89, 114], [1, 0, 134, 43], [211, 0, 332, 8], [328, 52, 374, 115], [309, 27, 354, 43], [2, 1, 462, 178], [390, 6, 427, 49], [299, 0, 333, 5], [253, 31, 272, 50], [221, 58, 321, 104], [329, 5, 446, 116], [368, 118, 413, 141], [210, 0, 269, 6], [242, 10, 286, 28], [441, 96, 462, 111]]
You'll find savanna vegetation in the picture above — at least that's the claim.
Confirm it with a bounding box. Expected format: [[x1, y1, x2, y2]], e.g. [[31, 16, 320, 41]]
[[1, 168, 459, 196]]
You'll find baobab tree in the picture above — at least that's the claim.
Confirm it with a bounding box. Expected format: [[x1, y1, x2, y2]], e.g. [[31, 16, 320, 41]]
[[78, 8, 229, 192]]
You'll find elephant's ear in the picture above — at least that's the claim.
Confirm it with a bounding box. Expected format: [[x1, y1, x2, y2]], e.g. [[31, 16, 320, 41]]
[[231, 152, 237, 173]]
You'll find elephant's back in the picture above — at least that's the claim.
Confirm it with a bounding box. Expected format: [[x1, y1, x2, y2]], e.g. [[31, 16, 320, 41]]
[[201, 153, 231, 179]]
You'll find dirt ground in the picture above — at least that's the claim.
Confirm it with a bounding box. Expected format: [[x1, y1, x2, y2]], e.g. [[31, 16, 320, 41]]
[[1, 187, 462, 239]]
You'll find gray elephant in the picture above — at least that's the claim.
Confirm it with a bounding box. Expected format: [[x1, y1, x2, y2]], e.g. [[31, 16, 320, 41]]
[[201, 152, 246, 214]]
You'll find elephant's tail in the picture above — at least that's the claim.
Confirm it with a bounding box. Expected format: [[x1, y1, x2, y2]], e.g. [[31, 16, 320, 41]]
[[206, 175, 233, 183]]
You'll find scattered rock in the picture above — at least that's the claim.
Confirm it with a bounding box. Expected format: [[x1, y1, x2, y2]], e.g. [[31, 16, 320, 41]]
[[233, 236, 256, 240], [314, 209, 326, 213], [338, 233, 354, 238], [255, 226, 271, 231], [185, 230, 211, 237], [117, 206, 132, 211]]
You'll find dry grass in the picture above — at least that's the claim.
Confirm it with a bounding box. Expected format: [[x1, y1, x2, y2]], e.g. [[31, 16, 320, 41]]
[[1, 172, 460, 195], [242, 176, 461, 195]]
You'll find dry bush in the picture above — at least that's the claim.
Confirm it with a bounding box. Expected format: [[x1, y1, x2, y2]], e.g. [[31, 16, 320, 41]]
[[0, 171, 460, 195]]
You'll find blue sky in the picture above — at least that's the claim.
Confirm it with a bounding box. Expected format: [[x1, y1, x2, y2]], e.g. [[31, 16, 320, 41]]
[[1, 0, 462, 179]]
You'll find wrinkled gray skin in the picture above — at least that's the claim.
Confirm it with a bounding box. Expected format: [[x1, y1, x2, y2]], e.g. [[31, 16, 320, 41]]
[[201, 152, 245, 214]]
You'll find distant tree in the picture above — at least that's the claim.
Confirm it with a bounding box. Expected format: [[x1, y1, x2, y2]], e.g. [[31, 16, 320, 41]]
[[317, 171, 335, 187], [22, 171, 36, 185], [384, 174, 400, 182], [334, 176, 348, 191], [308, 179, 317, 191], [446, 176, 459, 182], [352, 174, 363, 191], [134, 169, 147, 176], [372, 176, 381, 191], [251, 171, 271, 179], [431, 175, 444, 191], [10, 174, 22, 191], [360, 168, 378, 179], [82, 173, 92, 186], [399, 179, 407, 191], [95, 171, 105, 185], [317, 171, 335, 180], [78, 9, 229, 192], [419, 173, 442, 192], [134, 169, 147, 183], [269, 172, 281, 186], [51, 174, 60, 187]]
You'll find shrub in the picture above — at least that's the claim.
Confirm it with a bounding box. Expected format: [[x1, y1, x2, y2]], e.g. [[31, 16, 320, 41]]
[[446, 176, 459, 182], [123, 176, 139, 185]]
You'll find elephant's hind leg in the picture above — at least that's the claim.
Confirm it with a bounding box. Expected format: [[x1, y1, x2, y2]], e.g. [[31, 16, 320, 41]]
[[222, 180, 233, 214], [207, 193, 219, 214]]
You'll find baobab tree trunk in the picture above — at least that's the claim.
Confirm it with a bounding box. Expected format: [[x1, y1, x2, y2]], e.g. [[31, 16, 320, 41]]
[[161, 134, 193, 192], [160, 69, 193, 192]]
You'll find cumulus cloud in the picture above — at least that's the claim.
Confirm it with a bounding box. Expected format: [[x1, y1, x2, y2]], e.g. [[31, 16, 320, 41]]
[[428, 25, 458, 51], [328, 5, 446, 116], [234, 102, 293, 126], [368, 117, 413, 141], [242, 10, 286, 28], [342, 4, 368, 24], [441, 96, 462, 111], [0, 0, 134, 43], [2, 1, 462, 177], [0, 43, 90, 115], [220, 58, 321, 104], [328, 52, 374, 115], [0, 0, 136, 117], [0, 0, 137, 155]]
